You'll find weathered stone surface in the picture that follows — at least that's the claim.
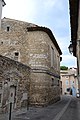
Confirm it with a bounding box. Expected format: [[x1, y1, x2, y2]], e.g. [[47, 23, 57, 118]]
[[0, 18, 62, 111], [0, 55, 30, 113], [30, 72, 61, 106]]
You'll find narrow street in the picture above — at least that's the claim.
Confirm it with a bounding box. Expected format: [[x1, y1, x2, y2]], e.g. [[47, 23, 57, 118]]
[[0, 95, 80, 120], [59, 96, 80, 120]]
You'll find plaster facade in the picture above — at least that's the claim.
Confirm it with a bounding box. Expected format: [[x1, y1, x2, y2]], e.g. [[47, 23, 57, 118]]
[[60, 68, 78, 96]]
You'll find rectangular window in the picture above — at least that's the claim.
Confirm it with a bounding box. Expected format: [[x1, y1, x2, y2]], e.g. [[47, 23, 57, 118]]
[[57, 55, 59, 70], [58, 80, 59, 86], [65, 80, 69, 85], [7, 26, 10, 32], [51, 47, 54, 67], [14, 52, 19, 61], [51, 78, 54, 86]]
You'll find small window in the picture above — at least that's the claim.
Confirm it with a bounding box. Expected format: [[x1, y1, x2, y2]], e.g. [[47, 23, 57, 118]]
[[51, 47, 54, 67], [1, 41, 3, 44], [14, 52, 19, 61], [58, 80, 59, 86], [7, 26, 10, 31], [70, 81, 73, 85], [57, 55, 59, 70], [51, 78, 54, 86], [67, 88, 70, 92], [65, 80, 69, 85], [15, 52, 19, 56]]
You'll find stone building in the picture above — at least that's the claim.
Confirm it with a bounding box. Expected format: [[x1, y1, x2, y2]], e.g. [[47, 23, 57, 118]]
[[0, 55, 30, 113], [60, 67, 78, 96], [0, 17, 62, 110]]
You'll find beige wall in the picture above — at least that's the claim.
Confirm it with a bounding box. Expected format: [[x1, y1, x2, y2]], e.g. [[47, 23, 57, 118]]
[[60, 68, 78, 95]]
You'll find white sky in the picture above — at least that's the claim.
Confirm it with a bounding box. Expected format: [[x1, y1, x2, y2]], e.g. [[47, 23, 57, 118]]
[[2, 0, 77, 68]]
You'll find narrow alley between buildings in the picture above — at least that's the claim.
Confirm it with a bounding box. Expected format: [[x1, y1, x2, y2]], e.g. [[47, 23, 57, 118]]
[[0, 95, 80, 120]]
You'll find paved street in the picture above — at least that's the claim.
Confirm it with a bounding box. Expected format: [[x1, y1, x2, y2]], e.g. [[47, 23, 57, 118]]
[[0, 95, 80, 120]]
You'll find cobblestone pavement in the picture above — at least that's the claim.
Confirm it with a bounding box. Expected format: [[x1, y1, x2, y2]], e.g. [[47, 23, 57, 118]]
[[0, 95, 80, 120]]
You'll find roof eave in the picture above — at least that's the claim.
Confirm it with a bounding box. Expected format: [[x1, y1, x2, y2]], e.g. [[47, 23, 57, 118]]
[[69, 0, 79, 57], [27, 26, 62, 55]]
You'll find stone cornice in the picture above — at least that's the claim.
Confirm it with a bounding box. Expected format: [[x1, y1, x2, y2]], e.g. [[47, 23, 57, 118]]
[[31, 68, 60, 79]]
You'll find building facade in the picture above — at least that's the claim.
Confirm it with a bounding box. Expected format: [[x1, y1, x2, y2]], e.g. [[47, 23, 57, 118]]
[[69, 0, 80, 96], [0, 17, 62, 111], [60, 68, 78, 96]]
